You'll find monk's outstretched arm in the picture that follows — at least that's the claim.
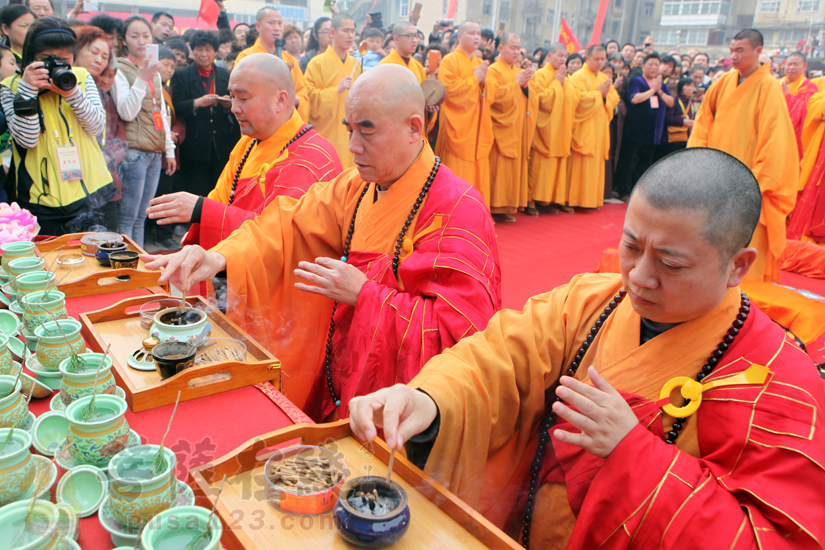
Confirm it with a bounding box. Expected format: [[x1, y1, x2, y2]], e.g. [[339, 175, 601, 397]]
[[568, 419, 824, 549]]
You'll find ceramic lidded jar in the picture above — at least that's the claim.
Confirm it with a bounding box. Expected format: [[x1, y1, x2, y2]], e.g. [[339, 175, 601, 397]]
[[150, 307, 211, 346], [0, 332, 14, 375], [58, 353, 116, 406], [21, 290, 68, 333], [0, 374, 27, 428], [34, 318, 85, 372], [0, 428, 35, 506], [108, 444, 178, 526], [0, 240, 36, 272], [0, 499, 66, 550], [64, 394, 129, 467]]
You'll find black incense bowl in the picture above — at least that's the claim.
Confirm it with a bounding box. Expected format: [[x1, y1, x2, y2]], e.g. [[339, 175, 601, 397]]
[[333, 476, 410, 548]]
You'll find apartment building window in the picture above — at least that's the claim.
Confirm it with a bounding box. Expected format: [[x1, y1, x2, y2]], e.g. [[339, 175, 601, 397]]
[[644, 2, 655, 14], [400, 0, 409, 17], [500, 1, 510, 19], [779, 29, 807, 41], [796, 0, 819, 10], [546, 8, 554, 24], [760, 1, 780, 10], [443, 0, 448, 13], [661, 0, 729, 15]]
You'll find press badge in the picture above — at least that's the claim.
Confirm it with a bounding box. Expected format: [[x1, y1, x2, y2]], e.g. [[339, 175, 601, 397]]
[[152, 109, 164, 130], [56, 145, 83, 182]]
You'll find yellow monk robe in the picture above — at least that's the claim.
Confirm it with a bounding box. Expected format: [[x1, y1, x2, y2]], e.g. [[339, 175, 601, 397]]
[[529, 64, 578, 205], [435, 49, 494, 205], [235, 39, 309, 122], [567, 65, 619, 208], [485, 59, 538, 215], [688, 64, 798, 283], [379, 48, 426, 83], [305, 46, 361, 170], [409, 273, 825, 549]]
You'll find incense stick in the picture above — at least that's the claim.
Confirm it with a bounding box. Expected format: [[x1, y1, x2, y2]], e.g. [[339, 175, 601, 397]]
[[77, 344, 110, 422], [185, 475, 226, 549], [152, 391, 181, 475], [386, 449, 396, 485]]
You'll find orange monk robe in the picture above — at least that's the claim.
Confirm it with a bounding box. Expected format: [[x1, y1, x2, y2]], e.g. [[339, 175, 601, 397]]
[[210, 142, 501, 414], [305, 47, 361, 170], [781, 76, 819, 160], [235, 39, 309, 122], [182, 110, 342, 250], [435, 49, 494, 205], [787, 89, 825, 242], [529, 64, 578, 205], [689, 64, 798, 283], [567, 65, 619, 208], [485, 59, 538, 214], [409, 273, 825, 549]]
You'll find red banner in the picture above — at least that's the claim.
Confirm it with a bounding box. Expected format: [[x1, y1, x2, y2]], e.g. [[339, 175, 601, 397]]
[[198, 0, 220, 27], [447, 0, 458, 19], [559, 17, 581, 54], [587, 0, 611, 47]]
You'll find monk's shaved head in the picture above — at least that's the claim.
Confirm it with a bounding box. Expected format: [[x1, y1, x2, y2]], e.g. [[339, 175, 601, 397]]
[[331, 13, 354, 30], [347, 63, 424, 122], [393, 22, 415, 37], [256, 6, 280, 22], [733, 28, 763, 49], [631, 148, 761, 264], [233, 53, 295, 101], [548, 42, 568, 54], [500, 32, 520, 47], [457, 20, 479, 34]]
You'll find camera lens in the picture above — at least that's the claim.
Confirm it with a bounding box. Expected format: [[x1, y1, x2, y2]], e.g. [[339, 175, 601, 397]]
[[52, 68, 77, 91]]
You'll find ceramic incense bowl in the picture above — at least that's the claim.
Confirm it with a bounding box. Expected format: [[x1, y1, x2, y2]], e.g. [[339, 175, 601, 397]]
[[0, 499, 66, 550], [58, 353, 116, 406], [64, 394, 130, 467], [95, 242, 128, 267], [151, 342, 196, 381], [0, 428, 35, 506], [150, 307, 211, 347], [1, 240, 37, 272], [333, 476, 410, 548], [108, 251, 139, 270], [15, 271, 57, 302], [142, 505, 222, 550], [108, 444, 178, 526], [0, 331, 14, 374], [34, 319, 85, 371], [0, 375, 27, 428], [21, 291, 67, 334], [263, 445, 347, 515]]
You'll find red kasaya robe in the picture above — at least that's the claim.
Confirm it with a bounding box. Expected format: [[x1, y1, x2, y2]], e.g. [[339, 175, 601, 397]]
[[787, 88, 825, 242], [411, 273, 825, 549], [783, 77, 818, 160], [210, 141, 501, 418], [184, 112, 342, 250]]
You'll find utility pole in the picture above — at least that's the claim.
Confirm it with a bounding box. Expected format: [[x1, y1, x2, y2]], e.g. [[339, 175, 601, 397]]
[[552, 0, 563, 39]]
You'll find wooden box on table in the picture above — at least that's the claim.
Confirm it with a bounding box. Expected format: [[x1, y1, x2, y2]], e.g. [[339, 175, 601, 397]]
[[36, 232, 168, 298], [189, 420, 521, 550], [80, 294, 282, 412]]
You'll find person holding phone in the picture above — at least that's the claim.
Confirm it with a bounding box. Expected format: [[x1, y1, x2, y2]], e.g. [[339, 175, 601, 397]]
[[114, 15, 176, 247], [170, 30, 238, 202]]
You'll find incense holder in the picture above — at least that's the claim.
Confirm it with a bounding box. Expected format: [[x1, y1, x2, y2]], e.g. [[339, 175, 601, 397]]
[[108, 444, 178, 526], [34, 319, 85, 371], [15, 271, 57, 302], [0, 331, 14, 374], [95, 242, 128, 267], [333, 476, 410, 548], [0, 427, 35, 506], [64, 394, 130, 467], [150, 307, 211, 346], [0, 375, 27, 428], [0, 499, 64, 550], [0, 240, 36, 271], [142, 505, 223, 550], [58, 353, 116, 406], [21, 291, 68, 333]]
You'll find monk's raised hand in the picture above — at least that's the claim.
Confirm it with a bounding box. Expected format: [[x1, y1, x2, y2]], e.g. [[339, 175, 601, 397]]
[[349, 384, 438, 451], [140, 245, 227, 294], [294, 257, 368, 306], [551, 366, 638, 458], [146, 192, 199, 224], [598, 78, 612, 97]]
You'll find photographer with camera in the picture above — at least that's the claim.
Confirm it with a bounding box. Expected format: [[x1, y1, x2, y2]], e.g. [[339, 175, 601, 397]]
[[0, 16, 115, 235]]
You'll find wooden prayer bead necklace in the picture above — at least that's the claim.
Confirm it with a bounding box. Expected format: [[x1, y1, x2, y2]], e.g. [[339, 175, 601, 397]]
[[325, 157, 442, 408], [519, 290, 749, 548], [227, 124, 314, 206]]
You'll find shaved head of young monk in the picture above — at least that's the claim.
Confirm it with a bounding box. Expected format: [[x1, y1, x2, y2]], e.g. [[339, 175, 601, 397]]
[[621, 148, 760, 325], [229, 53, 295, 140], [344, 64, 426, 187]]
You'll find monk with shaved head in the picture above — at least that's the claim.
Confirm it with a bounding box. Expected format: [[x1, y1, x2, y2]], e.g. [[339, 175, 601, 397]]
[[234, 6, 309, 121], [144, 64, 502, 420], [351, 147, 825, 549], [146, 53, 342, 251]]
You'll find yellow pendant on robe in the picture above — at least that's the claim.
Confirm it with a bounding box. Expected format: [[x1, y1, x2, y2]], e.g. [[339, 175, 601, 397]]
[[659, 364, 769, 417]]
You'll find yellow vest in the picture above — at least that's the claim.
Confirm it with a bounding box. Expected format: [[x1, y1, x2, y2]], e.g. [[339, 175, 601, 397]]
[[1, 67, 113, 211]]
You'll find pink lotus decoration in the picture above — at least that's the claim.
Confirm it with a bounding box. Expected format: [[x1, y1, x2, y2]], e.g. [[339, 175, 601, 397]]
[[0, 203, 38, 245]]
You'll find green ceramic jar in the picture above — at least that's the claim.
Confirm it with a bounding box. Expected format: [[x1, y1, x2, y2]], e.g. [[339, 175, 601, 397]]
[[34, 318, 85, 372], [15, 271, 57, 302], [58, 353, 116, 406], [21, 291, 67, 333], [0, 332, 14, 375], [0, 428, 35, 506], [0, 374, 26, 428], [0, 499, 71, 550], [8, 257, 45, 290], [108, 444, 178, 527], [65, 394, 129, 468], [142, 505, 222, 550], [0, 241, 36, 272]]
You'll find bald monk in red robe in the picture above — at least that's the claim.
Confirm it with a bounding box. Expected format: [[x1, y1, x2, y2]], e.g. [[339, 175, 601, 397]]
[[143, 65, 502, 420], [788, 86, 825, 242], [147, 54, 342, 250], [351, 148, 825, 549], [781, 51, 818, 160]]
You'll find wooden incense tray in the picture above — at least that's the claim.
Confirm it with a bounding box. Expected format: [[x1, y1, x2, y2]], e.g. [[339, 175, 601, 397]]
[[79, 294, 281, 412], [189, 420, 521, 550], [35, 232, 168, 298]]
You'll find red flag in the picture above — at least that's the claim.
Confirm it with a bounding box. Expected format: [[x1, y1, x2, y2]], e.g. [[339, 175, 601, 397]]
[[198, 0, 220, 27], [587, 0, 611, 47], [446, 0, 458, 19], [558, 17, 581, 54]]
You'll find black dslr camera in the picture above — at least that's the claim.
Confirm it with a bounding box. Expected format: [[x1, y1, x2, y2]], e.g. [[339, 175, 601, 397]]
[[42, 54, 77, 91]]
